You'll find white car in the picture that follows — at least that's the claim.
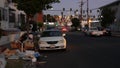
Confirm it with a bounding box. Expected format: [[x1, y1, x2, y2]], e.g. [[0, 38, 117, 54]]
[[38, 30, 66, 50], [85, 27, 103, 36]]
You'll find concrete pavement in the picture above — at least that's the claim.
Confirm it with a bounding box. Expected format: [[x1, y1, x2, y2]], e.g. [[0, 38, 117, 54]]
[[111, 31, 120, 37]]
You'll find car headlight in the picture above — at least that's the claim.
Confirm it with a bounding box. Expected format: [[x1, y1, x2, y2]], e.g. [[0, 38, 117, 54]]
[[59, 40, 64, 43]]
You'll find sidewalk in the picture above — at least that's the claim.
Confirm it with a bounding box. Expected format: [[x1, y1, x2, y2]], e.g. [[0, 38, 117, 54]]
[[111, 31, 120, 37]]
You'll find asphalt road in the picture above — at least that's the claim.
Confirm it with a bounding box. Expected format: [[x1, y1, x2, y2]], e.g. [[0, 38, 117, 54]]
[[39, 32, 120, 68]]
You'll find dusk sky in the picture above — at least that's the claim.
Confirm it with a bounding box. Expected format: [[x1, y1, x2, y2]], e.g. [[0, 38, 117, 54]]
[[45, 0, 117, 15]]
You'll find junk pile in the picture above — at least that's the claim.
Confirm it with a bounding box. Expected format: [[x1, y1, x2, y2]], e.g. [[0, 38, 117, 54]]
[[0, 46, 7, 68], [0, 46, 46, 68], [0, 33, 46, 68]]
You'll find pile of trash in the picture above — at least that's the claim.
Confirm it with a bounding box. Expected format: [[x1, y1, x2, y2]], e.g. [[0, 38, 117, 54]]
[[0, 46, 47, 68], [0, 32, 46, 68], [0, 46, 6, 68]]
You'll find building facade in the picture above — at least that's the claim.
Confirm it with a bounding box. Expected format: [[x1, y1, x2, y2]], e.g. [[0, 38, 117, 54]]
[[100, 0, 120, 31], [0, 0, 26, 30], [34, 12, 43, 23], [0, 0, 26, 46], [0, 0, 9, 29]]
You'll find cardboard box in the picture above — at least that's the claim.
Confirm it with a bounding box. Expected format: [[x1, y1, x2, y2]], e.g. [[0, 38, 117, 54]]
[[0, 46, 6, 54], [11, 41, 21, 49], [3, 48, 17, 57], [24, 40, 34, 50]]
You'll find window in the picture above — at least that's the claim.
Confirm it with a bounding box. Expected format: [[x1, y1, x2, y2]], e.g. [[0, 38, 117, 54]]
[[3, 9, 7, 21], [9, 11, 15, 22], [18, 14, 25, 23], [41, 31, 62, 37], [0, 8, 8, 21]]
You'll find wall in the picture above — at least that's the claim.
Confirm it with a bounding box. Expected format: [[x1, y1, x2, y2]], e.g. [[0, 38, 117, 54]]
[[0, 0, 5, 7], [0, 31, 25, 46], [100, 1, 120, 31], [115, 3, 120, 31]]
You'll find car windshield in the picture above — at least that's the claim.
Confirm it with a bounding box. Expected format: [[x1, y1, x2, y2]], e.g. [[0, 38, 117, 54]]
[[41, 31, 62, 37], [90, 28, 98, 30]]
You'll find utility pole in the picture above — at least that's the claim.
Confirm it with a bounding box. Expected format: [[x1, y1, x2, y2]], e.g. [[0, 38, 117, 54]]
[[87, 0, 90, 28], [80, 0, 83, 20], [79, 0, 83, 21], [86, 0, 90, 28]]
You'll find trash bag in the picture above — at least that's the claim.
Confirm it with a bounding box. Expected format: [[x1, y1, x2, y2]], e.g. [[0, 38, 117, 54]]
[[0, 54, 7, 68]]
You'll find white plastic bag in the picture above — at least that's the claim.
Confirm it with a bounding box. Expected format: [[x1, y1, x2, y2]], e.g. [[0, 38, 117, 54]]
[[0, 54, 6, 68]]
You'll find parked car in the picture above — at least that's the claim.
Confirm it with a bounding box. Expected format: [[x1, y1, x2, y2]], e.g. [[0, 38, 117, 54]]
[[85, 27, 103, 36], [38, 29, 66, 50], [103, 28, 111, 36], [61, 27, 69, 33], [56, 26, 69, 33]]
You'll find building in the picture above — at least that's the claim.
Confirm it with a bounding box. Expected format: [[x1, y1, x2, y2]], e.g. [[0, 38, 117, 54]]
[[0, 0, 26, 30], [0, 0, 26, 46], [99, 0, 120, 31], [34, 11, 43, 23], [0, 0, 9, 29]]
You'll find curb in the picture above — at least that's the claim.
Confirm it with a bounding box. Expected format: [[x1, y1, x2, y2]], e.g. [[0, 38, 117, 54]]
[[111, 31, 120, 37], [112, 35, 120, 37]]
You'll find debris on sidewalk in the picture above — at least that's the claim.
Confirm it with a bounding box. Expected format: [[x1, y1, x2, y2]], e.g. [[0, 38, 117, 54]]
[[3, 48, 17, 58], [0, 47, 47, 68], [0, 46, 7, 68], [0, 32, 47, 68], [0, 54, 7, 68]]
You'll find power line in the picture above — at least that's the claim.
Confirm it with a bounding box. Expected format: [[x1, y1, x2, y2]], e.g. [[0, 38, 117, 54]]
[[46, 9, 78, 12]]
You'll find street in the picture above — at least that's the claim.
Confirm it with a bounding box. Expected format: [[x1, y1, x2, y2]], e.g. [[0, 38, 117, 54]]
[[39, 32, 120, 68], [1, 0, 120, 68]]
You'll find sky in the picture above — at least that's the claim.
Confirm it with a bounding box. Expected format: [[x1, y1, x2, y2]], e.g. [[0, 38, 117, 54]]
[[45, 0, 117, 15]]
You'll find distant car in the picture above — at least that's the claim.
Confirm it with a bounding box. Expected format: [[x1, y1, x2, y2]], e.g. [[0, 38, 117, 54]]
[[38, 30, 66, 50], [81, 27, 88, 32], [103, 28, 111, 36], [85, 27, 103, 36], [56, 26, 69, 33], [61, 27, 68, 33]]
